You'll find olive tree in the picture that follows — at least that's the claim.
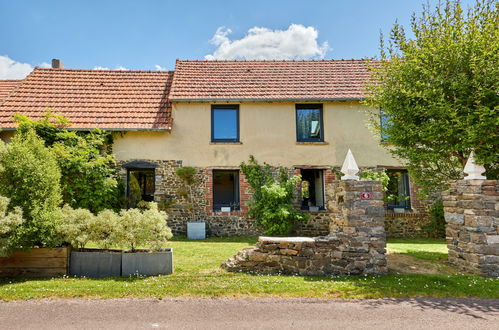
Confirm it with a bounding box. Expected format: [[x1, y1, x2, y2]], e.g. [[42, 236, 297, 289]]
[[364, 0, 498, 194]]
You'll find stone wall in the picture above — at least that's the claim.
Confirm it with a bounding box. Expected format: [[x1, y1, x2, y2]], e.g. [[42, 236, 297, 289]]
[[223, 180, 387, 276], [385, 212, 432, 238], [442, 179, 498, 278], [293, 212, 331, 237]]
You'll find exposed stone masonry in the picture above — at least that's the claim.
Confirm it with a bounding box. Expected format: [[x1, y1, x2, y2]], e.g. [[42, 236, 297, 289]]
[[118, 160, 259, 236], [384, 212, 432, 238], [223, 180, 387, 276], [443, 179, 498, 277]]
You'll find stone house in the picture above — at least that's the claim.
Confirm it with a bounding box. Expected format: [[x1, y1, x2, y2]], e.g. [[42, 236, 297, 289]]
[[0, 59, 429, 237]]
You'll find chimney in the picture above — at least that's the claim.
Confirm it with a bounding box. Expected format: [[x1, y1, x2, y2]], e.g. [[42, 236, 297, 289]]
[[51, 59, 64, 69]]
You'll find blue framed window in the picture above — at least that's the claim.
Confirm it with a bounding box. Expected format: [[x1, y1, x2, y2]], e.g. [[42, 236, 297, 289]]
[[386, 170, 411, 210], [380, 109, 391, 142], [296, 104, 324, 142], [211, 105, 239, 142]]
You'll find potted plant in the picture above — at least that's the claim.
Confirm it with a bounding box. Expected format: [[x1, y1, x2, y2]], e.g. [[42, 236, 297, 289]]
[[175, 167, 205, 239], [57, 203, 173, 277], [118, 202, 173, 276], [57, 205, 123, 277]]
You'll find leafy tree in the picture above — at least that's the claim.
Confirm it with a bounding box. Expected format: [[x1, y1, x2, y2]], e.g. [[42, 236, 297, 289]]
[[0, 130, 62, 247], [0, 196, 24, 256], [364, 0, 498, 194], [15, 113, 122, 213], [240, 156, 308, 235]]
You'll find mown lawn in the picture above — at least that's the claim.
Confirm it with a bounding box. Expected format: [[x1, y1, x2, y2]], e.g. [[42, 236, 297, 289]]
[[0, 237, 497, 301], [387, 238, 448, 262]]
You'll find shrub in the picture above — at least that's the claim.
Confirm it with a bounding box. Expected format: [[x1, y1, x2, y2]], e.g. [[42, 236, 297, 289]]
[[91, 209, 121, 249], [0, 129, 62, 247], [240, 156, 308, 236], [55, 205, 96, 249], [0, 196, 24, 257], [116, 202, 172, 251], [360, 169, 389, 191], [423, 200, 446, 238]]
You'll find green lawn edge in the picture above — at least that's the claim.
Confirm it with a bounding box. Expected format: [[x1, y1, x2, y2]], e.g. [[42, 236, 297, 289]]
[[1, 237, 497, 301]]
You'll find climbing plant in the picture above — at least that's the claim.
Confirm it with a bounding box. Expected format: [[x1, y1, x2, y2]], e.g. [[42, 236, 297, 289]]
[[240, 156, 308, 235]]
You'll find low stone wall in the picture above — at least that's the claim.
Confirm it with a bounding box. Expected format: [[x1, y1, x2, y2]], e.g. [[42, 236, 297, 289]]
[[385, 212, 431, 238], [443, 179, 498, 278], [223, 180, 387, 276], [293, 212, 330, 237], [223, 236, 387, 276]]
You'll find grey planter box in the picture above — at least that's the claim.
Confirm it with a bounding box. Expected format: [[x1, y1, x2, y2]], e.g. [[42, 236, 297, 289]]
[[187, 221, 206, 239], [121, 249, 173, 276], [69, 250, 122, 278]]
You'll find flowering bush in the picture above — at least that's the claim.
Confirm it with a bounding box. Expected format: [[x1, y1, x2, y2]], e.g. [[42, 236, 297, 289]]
[[0, 196, 24, 257]]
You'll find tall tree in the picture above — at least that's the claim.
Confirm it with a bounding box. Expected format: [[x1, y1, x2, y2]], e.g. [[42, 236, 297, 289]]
[[364, 0, 498, 193]]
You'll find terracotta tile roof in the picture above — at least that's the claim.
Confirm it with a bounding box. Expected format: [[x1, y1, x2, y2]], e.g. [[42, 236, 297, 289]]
[[0, 80, 22, 104], [169, 59, 376, 101], [0, 68, 174, 130]]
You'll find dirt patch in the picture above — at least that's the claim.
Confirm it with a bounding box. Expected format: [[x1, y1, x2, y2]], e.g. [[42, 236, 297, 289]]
[[387, 252, 460, 275]]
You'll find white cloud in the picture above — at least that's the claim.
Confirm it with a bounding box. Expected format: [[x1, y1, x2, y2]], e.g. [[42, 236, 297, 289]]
[[155, 65, 166, 71], [93, 66, 128, 70], [39, 62, 51, 68], [0, 55, 34, 79], [205, 24, 329, 60]]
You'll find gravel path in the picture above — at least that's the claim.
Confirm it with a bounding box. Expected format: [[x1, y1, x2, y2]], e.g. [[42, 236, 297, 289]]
[[0, 297, 498, 329]]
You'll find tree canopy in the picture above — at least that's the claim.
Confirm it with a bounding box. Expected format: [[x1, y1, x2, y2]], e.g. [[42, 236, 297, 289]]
[[364, 0, 498, 193]]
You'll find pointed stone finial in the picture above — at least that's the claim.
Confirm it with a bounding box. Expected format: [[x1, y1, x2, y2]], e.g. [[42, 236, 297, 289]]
[[464, 151, 486, 180], [341, 149, 359, 180]]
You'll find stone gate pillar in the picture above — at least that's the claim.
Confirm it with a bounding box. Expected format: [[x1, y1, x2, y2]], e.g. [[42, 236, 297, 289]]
[[443, 179, 499, 277], [327, 179, 387, 274]]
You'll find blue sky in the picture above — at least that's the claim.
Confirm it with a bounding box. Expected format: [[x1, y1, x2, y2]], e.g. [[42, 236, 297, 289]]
[[0, 0, 477, 77]]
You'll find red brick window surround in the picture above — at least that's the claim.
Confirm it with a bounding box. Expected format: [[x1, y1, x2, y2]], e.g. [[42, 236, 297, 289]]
[[205, 168, 250, 216]]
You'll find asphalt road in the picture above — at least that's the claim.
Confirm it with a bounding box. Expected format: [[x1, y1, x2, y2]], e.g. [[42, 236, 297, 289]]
[[0, 297, 498, 330]]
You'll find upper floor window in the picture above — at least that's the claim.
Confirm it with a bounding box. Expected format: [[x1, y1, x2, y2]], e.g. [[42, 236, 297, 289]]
[[296, 104, 323, 142], [211, 105, 239, 142]]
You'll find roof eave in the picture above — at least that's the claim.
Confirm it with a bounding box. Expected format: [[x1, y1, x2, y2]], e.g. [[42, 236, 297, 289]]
[[1, 127, 171, 132], [169, 97, 365, 102]]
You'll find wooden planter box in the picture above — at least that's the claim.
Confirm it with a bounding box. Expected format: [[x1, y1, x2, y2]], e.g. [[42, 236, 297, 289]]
[[0, 247, 69, 277]]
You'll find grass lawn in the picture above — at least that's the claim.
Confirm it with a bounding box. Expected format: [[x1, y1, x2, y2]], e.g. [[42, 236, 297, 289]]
[[387, 238, 449, 262], [0, 236, 497, 301]]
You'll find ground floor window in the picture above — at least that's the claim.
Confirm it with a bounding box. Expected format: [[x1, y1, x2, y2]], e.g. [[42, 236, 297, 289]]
[[213, 170, 240, 211], [127, 169, 155, 205], [386, 169, 411, 210], [300, 169, 325, 210]]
